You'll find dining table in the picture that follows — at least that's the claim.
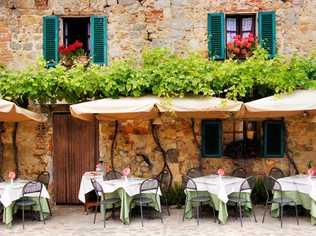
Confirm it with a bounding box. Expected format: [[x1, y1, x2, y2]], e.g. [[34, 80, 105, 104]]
[[78, 172, 162, 224], [0, 179, 50, 226], [184, 174, 252, 224], [271, 175, 316, 224]]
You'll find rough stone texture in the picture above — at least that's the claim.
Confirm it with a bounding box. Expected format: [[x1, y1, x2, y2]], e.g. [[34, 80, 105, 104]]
[[0, 0, 315, 69]]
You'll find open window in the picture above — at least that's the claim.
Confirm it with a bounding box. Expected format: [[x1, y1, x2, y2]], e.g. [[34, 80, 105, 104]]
[[226, 14, 256, 44], [63, 17, 90, 54]]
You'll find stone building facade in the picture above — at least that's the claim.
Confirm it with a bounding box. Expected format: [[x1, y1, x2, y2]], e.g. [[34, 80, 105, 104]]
[[0, 0, 315, 69], [0, 0, 315, 204]]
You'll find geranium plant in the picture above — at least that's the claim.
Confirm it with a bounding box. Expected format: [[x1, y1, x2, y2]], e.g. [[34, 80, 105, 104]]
[[227, 33, 256, 59], [58, 40, 86, 64]]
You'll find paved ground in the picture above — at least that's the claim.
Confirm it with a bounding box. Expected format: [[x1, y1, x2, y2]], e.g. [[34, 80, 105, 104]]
[[0, 206, 315, 236]]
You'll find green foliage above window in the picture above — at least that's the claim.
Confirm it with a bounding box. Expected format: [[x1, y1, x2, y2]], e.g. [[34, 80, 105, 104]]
[[0, 47, 315, 104]]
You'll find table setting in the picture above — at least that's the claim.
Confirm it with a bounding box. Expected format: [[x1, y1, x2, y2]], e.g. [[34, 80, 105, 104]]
[[271, 174, 316, 224], [78, 168, 162, 224], [184, 169, 252, 224], [0, 172, 50, 226]]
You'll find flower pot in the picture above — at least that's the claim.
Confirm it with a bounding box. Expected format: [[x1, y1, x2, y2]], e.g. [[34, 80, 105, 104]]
[[247, 131, 255, 140], [62, 58, 74, 68], [76, 55, 90, 66]]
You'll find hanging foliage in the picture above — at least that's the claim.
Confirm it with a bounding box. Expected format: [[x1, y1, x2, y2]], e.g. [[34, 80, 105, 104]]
[[0, 47, 315, 104]]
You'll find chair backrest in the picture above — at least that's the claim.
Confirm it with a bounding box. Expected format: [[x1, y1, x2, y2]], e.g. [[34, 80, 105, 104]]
[[231, 167, 248, 178], [186, 168, 203, 178], [263, 175, 282, 201], [182, 175, 197, 192], [103, 170, 122, 181], [139, 178, 159, 195], [90, 178, 104, 196], [0, 176, 4, 182], [157, 169, 172, 193], [37, 171, 50, 189], [240, 176, 256, 191], [268, 167, 285, 179], [22, 181, 43, 197]]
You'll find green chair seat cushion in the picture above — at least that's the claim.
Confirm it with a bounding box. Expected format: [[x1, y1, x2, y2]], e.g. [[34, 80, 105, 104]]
[[272, 197, 295, 204], [134, 197, 153, 205], [15, 199, 36, 206], [100, 198, 121, 205], [191, 196, 212, 203]]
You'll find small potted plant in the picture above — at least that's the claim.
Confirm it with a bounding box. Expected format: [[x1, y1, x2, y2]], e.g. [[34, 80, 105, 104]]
[[227, 33, 256, 60], [307, 160, 316, 177], [58, 40, 88, 67]]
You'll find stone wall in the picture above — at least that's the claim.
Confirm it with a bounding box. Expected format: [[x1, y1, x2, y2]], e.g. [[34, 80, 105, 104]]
[[0, 0, 315, 69]]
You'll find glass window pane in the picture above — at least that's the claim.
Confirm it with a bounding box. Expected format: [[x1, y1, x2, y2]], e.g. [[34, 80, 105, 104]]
[[242, 17, 253, 32], [226, 18, 237, 31]]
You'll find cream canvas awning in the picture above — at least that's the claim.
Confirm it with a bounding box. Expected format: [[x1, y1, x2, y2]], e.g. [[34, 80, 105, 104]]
[[70, 96, 243, 121], [157, 97, 243, 119], [238, 90, 316, 118], [70, 96, 161, 121], [0, 99, 47, 122]]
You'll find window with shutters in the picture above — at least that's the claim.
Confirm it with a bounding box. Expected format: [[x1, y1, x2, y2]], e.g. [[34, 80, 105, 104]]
[[207, 11, 276, 60], [201, 120, 222, 157], [43, 15, 108, 66]]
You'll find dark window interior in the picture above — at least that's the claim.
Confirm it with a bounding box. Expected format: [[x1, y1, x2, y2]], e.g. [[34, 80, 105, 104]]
[[264, 121, 284, 156], [63, 17, 90, 53], [225, 14, 256, 45], [202, 121, 222, 157]]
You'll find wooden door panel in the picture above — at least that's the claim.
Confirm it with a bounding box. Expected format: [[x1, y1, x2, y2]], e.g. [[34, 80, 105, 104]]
[[53, 113, 98, 204]]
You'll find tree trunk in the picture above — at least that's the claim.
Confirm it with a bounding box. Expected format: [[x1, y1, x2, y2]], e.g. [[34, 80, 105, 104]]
[[150, 121, 173, 184], [0, 122, 4, 176], [12, 122, 19, 177], [284, 121, 299, 175], [191, 118, 202, 169]]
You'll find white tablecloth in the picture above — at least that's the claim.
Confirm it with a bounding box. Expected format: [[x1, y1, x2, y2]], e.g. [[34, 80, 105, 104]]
[[277, 175, 316, 201], [190, 175, 247, 203], [78, 172, 161, 203], [0, 180, 50, 208]]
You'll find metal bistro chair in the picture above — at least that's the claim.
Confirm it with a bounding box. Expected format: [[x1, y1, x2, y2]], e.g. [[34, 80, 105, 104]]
[[37, 171, 52, 216], [157, 169, 171, 216], [231, 167, 248, 178], [186, 168, 203, 178], [103, 170, 122, 181], [182, 176, 216, 225], [262, 176, 299, 228], [132, 178, 162, 227], [268, 167, 285, 179], [0, 176, 4, 182], [228, 176, 257, 227], [15, 181, 45, 229], [90, 178, 121, 228]]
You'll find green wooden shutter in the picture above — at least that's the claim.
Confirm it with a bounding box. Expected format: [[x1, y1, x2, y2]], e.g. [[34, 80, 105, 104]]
[[201, 120, 222, 157], [91, 16, 108, 65], [264, 120, 284, 157], [43, 16, 59, 66], [258, 11, 276, 58], [207, 13, 225, 60]]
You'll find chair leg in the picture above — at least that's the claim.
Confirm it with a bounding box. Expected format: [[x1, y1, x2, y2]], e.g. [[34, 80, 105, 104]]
[[47, 199, 52, 216], [196, 203, 200, 226], [164, 198, 170, 216], [252, 204, 257, 223], [280, 203, 283, 228], [234, 203, 238, 220], [22, 205, 25, 230], [93, 205, 97, 224], [182, 199, 188, 222], [140, 203, 144, 227], [104, 205, 106, 228], [294, 203, 299, 225], [262, 200, 269, 223], [159, 207, 163, 223], [211, 204, 217, 223], [38, 200, 46, 225], [238, 203, 243, 227]]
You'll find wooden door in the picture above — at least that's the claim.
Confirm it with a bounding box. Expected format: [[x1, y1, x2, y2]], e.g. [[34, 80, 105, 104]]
[[53, 113, 98, 204]]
